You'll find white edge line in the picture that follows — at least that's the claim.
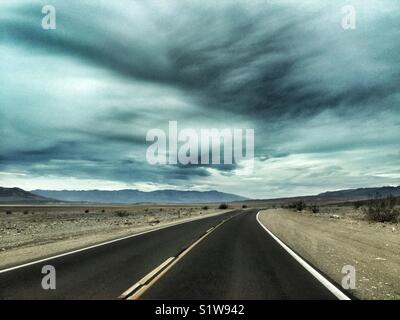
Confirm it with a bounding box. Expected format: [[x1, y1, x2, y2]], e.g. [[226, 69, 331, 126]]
[[256, 211, 351, 301], [0, 210, 231, 274]]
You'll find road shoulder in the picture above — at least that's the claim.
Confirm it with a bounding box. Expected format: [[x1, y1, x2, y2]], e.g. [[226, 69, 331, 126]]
[[258, 209, 400, 300]]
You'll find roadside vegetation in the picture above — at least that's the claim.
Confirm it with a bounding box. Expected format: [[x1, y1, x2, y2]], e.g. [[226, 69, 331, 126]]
[[361, 196, 399, 223], [115, 210, 130, 217], [219, 203, 228, 209], [285, 201, 307, 212], [283, 196, 399, 223]]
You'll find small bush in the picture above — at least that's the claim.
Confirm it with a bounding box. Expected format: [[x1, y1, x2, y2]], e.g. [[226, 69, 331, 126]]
[[6, 210, 12, 215], [363, 196, 399, 223], [297, 202, 306, 211], [115, 210, 129, 217], [353, 201, 362, 210], [23, 210, 29, 215], [84, 209, 89, 213], [310, 205, 320, 214], [242, 204, 248, 209], [202, 206, 209, 210], [289, 201, 306, 212], [219, 203, 228, 209]]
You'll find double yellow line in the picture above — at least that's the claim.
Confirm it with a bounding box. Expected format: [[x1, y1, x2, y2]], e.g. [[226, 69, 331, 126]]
[[119, 216, 236, 300]]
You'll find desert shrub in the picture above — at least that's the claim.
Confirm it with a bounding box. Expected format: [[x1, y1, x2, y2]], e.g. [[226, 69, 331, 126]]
[[353, 201, 362, 210], [297, 202, 306, 211], [202, 206, 209, 210], [219, 203, 228, 209], [242, 204, 248, 209], [288, 201, 306, 212], [160, 208, 163, 211], [23, 210, 29, 215], [115, 210, 129, 217], [101, 209, 105, 213], [84, 209, 89, 213], [363, 196, 399, 223], [310, 205, 320, 214], [6, 210, 12, 215]]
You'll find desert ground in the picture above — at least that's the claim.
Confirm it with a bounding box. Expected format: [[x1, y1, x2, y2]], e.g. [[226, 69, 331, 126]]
[[259, 206, 400, 300], [1, 200, 398, 300], [0, 204, 235, 269]]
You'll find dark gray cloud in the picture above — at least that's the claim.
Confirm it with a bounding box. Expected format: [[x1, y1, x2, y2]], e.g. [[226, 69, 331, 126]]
[[4, 1, 399, 119], [0, 0, 399, 197]]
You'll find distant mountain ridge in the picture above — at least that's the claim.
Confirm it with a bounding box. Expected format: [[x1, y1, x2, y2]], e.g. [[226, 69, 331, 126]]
[[2, 185, 399, 204], [31, 189, 248, 204], [0, 187, 52, 202], [244, 185, 400, 205], [317, 186, 400, 200]]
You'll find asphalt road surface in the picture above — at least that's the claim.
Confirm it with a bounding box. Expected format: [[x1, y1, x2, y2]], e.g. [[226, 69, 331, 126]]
[[0, 209, 343, 300]]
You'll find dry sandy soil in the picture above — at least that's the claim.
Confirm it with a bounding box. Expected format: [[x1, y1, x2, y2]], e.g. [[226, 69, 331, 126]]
[[0, 204, 232, 269], [259, 207, 400, 300]]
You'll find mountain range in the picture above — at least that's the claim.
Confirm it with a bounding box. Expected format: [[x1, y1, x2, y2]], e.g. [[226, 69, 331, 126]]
[[0, 187, 52, 202], [317, 186, 400, 200], [30, 189, 247, 204], [1, 185, 399, 204]]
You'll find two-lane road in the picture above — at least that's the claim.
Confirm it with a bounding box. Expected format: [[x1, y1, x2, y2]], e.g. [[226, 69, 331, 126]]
[[0, 209, 347, 300], [0, 210, 240, 299], [140, 210, 341, 300]]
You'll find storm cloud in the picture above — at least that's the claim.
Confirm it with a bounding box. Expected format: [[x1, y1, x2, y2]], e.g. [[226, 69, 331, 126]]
[[0, 0, 399, 198]]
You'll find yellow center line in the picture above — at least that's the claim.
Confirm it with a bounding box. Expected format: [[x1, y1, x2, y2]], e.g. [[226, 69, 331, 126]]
[[119, 211, 244, 300], [118, 257, 175, 299]]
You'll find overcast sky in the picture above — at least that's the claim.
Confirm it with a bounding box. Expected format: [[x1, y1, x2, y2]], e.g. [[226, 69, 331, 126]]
[[1, 0, 399, 198]]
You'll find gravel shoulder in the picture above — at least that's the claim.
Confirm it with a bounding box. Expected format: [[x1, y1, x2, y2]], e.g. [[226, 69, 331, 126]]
[[0, 205, 230, 270], [259, 208, 400, 300]]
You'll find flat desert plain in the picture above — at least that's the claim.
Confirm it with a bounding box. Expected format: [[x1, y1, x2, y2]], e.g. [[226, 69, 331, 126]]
[[0, 204, 233, 269]]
